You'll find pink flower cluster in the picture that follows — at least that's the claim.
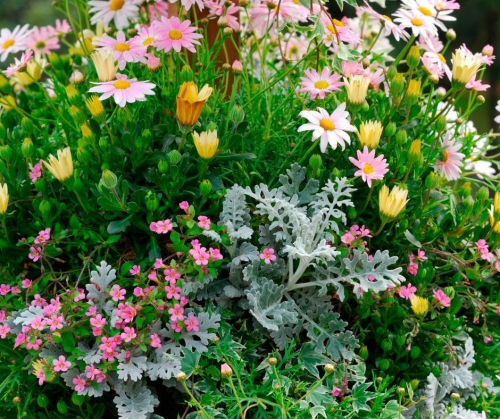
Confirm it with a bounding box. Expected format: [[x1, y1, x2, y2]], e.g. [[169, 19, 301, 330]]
[[406, 250, 427, 276], [189, 239, 223, 267], [341, 225, 371, 246], [150, 219, 173, 234], [28, 227, 52, 263], [475, 239, 500, 271], [432, 289, 451, 307]]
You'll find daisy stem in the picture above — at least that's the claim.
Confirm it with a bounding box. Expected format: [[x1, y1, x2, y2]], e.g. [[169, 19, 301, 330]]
[[372, 220, 387, 237], [1, 216, 9, 243], [365, 25, 384, 57], [297, 138, 320, 166], [103, 121, 115, 144], [179, 380, 211, 419], [178, 131, 188, 152], [360, 186, 375, 213], [227, 378, 244, 419]]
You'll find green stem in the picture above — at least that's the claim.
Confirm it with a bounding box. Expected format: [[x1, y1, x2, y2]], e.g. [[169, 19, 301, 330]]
[[372, 220, 387, 237], [393, 35, 416, 67], [180, 380, 211, 419], [1, 216, 9, 243], [228, 379, 244, 419]]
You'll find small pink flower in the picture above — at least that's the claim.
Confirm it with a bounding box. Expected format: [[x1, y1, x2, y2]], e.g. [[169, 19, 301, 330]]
[[165, 284, 182, 300], [484, 336, 492, 344], [110, 285, 126, 302], [28, 246, 43, 262], [153, 16, 203, 54], [149, 219, 173, 234], [185, 313, 200, 332], [0, 284, 10, 295], [29, 160, 43, 182], [53, 355, 71, 372], [349, 146, 389, 188], [164, 268, 181, 281], [416, 250, 427, 260], [399, 283, 417, 300], [90, 314, 107, 328], [26, 337, 42, 350], [121, 327, 136, 342], [433, 289, 451, 307], [168, 304, 185, 322], [190, 247, 210, 266], [21, 278, 33, 288], [341, 232, 356, 244], [209, 248, 223, 261], [260, 248, 277, 264], [30, 315, 46, 331], [332, 387, 342, 397], [48, 314, 64, 331], [37, 368, 46, 386], [34, 228, 51, 244], [232, 59, 243, 73], [407, 263, 419, 276], [150, 333, 162, 348], [197, 216, 211, 230], [0, 324, 10, 338], [179, 201, 189, 212], [133, 287, 144, 297], [72, 375, 87, 392], [171, 321, 183, 332], [130, 265, 140, 275]]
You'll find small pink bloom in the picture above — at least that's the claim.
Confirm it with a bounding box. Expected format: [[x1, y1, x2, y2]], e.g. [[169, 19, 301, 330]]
[[416, 250, 427, 260], [29, 161, 43, 182], [165, 284, 182, 300], [53, 355, 71, 372], [72, 375, 87, 392], [168, 304, 185, 322], [484, 336, 492, 344], [407, 263, 419, 276], [341, 232, 356, 244], [149, 219, 173, 234], [0, 324, 10, 338], [37, 368, 46, 386], [209, 248, 223, 261], [260, 248, 277, 264], [399, 283, 417, 300], [179, 201, 189, 212], [189, 247, 210, 266], [164, 268, 181, 281], [0, 284, 10, 295], [332, 387, 342, 397], [197, 216, 211, 230], [121, 327, 136, 342], [130, 265, 140, 275], [28, 246, 43, 262], [185, 313, 199, 332], [349, 146, 389, 188], [433, 289, 451, 307], [150, 333, 162, 348], [21, 278, 33, 288], [171, 321, 183, 332], [34, 228, 51, 244]]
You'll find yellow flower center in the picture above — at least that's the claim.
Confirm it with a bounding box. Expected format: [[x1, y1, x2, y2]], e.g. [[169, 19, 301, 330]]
[[113, 80, 131, 90], [2, 39, 15, 49], [382, 15, 392, 22], [438, 53, 446, 63], [411, 17, 423, 26], [290, 46, 298, 54], [333, 19, 344, 27], [319, 119, 335, 131], [114, 43, 130, 52], [363, 163, 374, 174], [440, 149, 449, 163], [418, 6, 433, 16], [109, 0, 125, 11], [169, 29, 183, 41], [292, 0, 299, 3], [326, 20, 344, 34], [314, 80, 329, 90], [142, 36, 155, 46], [36, 41, 46, 50]]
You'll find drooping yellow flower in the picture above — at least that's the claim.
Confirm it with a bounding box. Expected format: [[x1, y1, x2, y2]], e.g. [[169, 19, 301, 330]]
[[451, 48, 482, 85], [379, 184, 408, 222], [192, 130, 219, 159], [343, 75, 370, 106], [13, 57, 46, 86], [410, 296, 429, 316], [357, 120, 383, 149], [91, 48, 117, 82], [0, 183, 9, 215], [43, 147, 74, 182], [176, 82, 213, 127]]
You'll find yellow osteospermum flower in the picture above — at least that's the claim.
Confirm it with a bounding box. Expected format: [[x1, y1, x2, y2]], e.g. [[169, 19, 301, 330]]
[[494, 191, 500, 217], [0, 183, 8, 215], [357, 120, 383, 149], [91, 48, 117, 82], [451, 48, 482, 85], [344, 75, 370, 106], [192, 130, 219, 159], [43, 147, 74, 182], [410, 296, 429, 316], [176, 82, 213, 127], [379, 185, 408, 222]]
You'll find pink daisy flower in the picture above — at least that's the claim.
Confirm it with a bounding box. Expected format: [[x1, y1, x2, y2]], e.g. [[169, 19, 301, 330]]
[[299, 68, 343, 100], [0, 24, 31, 62], [298, 103, 356, 153], [434, 132, 465, 181], [153, 17, 203, 54], [349, 146, 389, 188], [399, 283, 417, 299], [25, 26, 60, 55], [130, 25, 158, 52], [433, 289, 451, 307], [206, 0, 240, 30], [250, 0, 308, 36], [53, 19, 72, 36], [3, 49, 34, 77], [180, 0, 205, 11], [360, 5, 409, 42], [89, 73, 155, 108], [94, 31, 145, 70], [281, 34, 308, 62], [88, 0, 141, 30]]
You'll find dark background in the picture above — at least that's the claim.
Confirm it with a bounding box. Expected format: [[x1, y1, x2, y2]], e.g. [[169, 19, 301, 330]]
[[1, 0, 499, 130]]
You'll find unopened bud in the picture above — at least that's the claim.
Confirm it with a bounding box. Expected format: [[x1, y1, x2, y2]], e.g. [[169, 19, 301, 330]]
[[309, 154, 322, 170], [407, 46, 420, 69], [168, 150, 182, 165], [70, 70, 84, 84], [477, 95, 485, 104], [145, 191, 159, 213], [268, 357, 278, 366], [436, 87, 447, 97], [181, 65, 193, 83], [232, 60, 243, 74], [229, 104, 245, 124], [324, 364, 335, 373], [12, 396, 21, 404], [0, 145, 13, 161], [386, 65, 397, 80], [224, 27, 233, 35], [101, 169, 118, 189], [176, 372, 187, 381], [390, 73, 405, 97], [482, 45, 494, 57], [39, 200, 51, 216], [450, 392, 460, 401], [459, 182, 471, 199], [477, 186, 489, 201], [220, 363, 233, 378], [395, 130, 407, 146], [446, 29, 456, 41], [71, 393, 85, 406], [435, 116, 447, 132], [158, 160, 169, 174], [37, 394, 50, 408], [396, 387, 405, 395], [429, 74, 439, 84], [200, 179, 212, 196], [21, 117, 34, 134], [385, 122, 396, 137], [21, 138, 34, 158], [218, 15, 228, 27]]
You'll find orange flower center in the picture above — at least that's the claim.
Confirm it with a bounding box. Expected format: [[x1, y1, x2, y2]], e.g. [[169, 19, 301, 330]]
[[113, 80, 131, 90], [438, 53, 446, 63], [411, 17, 423, 26], [440, 149, 449, 163], [169, 29, 183, 41], [418, 6, 433, 16], [319, 118, 335, 131], [109, 0, 125, 11], [363, 163, 374, 174], [142, 36, 155, 46], [314, 80, 329, 90], [114, 43, 130, 52], [2, 39, 15, 49]]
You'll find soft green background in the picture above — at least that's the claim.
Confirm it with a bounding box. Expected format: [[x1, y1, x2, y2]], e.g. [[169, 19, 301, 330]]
[[0, 0, 499, 130]]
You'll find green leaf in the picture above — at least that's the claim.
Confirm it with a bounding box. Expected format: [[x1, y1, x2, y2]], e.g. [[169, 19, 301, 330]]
[[298, 343, 332, 378], [351, 382, 376, 412], [106, 234, 121, 244], [215, 153, 257, 162], [61, 331, 76, 352], [181, 349, 201, 379], [149, 236, 161, 260], [107, 218, 131, 234]]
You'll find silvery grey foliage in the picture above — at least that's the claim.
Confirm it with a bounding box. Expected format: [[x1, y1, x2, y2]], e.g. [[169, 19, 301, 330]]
[[5, 306, 44, 334], [405, 337, 494, 419], [217, 164, 403, 360], [85, 260, 116, 315], [114, 381, 159, 419]]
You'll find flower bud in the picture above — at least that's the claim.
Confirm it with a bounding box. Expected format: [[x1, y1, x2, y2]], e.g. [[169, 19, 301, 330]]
[[12, 396, 21, 404], [39, 200, 51, 217], [407, 46, 421, 69], [436, 87, 447, 97], [218, 15, 228, 27], [232, 60, 243, 74], [21, 117, 34, 135], [200, 179, 212, 196], [77, 147, 92, 164], [0, 123, 5, 140], [0, 145, 13, 161], [347, 207, 357, 220], [390, 73, 405, 97], [459, 182, 471, 199], [101, 169, 118, 189], [482, 44, 494, 57], [158, 160, 169, 174], [71, 393, 85, 406], [176, 372, 187, 381], [11, 126, 23, 142], [405, 80, 421, 106], [309, 154, 322, 171], [99, 137, 109, 149], [410, 346, 421, 359], [477, 186, 489, 201], [117, 107, 131, 124], [435, 116, 447, 132], [381, 339, 393, 352], [425, 172, 440, 189], [65, 84, 82, 107], [37, 394, 50, 408], [408, 139, 422, 165], [396, 387, 406, 395], [35, 178, 47, 194], [229, 104, 245, 125], [395, 335, 406, 347], [359, 345, 369, 360], [324, 364, 335, 373], [446, 29, 456, 41], [395, 130, 407, 146], [450, 393, 460, 401], [168, 150, 182, 165], [386, 65, 397, 80], [378, 359, 390, 370], [429, 74, 439, 84], [385, 122, 396, 137], [477, 95, 485, 104], [21, 138, 34, 158], [220, 363, 233, 378], [181, 65, 194, 83], [443, 286, 455, 300], [145, 191, 159, 213], [70, 105, 87, 125], [57, 400, 69, 414], [70, 70, 85, 84], [267, 357, 278, 366]]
